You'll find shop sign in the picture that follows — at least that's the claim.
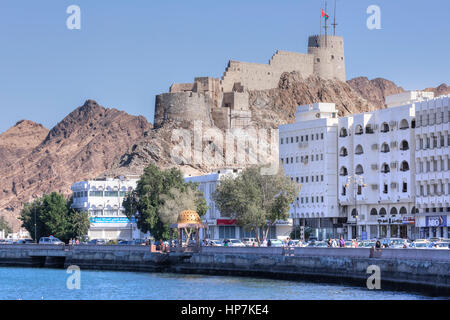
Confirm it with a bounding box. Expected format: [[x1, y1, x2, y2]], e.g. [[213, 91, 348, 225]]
[[426, 216, 447, 227], [402, 217, 415, 225], [90, 217, 135, 224], [216, 219, 237, 226]]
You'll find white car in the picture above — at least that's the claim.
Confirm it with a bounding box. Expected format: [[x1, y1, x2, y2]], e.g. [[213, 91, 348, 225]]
[[410, 241, 430, 249], [39, 237, 64, 245], [242, 238, 257, 247], [431, 242, 449, 250], [224, 239, 246, 247]]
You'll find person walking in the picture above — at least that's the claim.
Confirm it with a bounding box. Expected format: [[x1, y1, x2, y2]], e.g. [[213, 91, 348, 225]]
[[339, 236, 345, 248], [327, 238, 332, 247], [332, 238, 338, 247], [267, 239, 272, 247]]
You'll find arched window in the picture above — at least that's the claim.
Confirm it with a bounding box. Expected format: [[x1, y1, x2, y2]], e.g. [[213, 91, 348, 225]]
[[400, 140, 409, 151], [400, 161, 410, 172], [390, 207, 398, 215], [355, 165, 364, 175], [339, 128, 348, 137], [381, 163, 390, 173], [399, 119, 409, 130], [351, 208, 358, 217], [381, 143, 390, 153], [411, 207, 418, 214], [365, 124, 374, 134], [340, 167, 348, 176], [381, 122, 390, 133], [400, 207, 407, 215], [355, 145, 364, 155], [370, 208, 378, 216], [340, 147, 348, 157], [379, 208, 387, 216], [355, 125, 364, 135]]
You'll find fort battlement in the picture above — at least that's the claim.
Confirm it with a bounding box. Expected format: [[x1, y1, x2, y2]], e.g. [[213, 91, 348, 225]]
[[154, 33, 347, 129]]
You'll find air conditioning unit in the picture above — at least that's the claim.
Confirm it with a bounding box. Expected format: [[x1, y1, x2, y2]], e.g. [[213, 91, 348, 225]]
[[391, 182, 398, 188]]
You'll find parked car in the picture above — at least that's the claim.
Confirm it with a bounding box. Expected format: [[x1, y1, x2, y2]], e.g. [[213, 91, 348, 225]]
[[209, 239, 223, 247], [410, 240, 430, 249], [430, 242, 450, 250], [39, 237, 64, 245], [360, 240, 377, 248], [268, 239, 284, 247], [380, 238, 407, 248], [88, 239, 107, 245], [15, 239, 34, 244], [223, 239, 246, 247], [242, 238, 257, 247], [309, 241, 328, 248]]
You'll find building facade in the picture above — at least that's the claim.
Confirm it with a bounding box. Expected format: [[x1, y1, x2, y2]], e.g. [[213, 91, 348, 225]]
[[71, 177, 144, 241], [338, 102, 418, 240], [279, 103, 343, 240], [414, 94, 450, 239], [185, 169, 293, 240]]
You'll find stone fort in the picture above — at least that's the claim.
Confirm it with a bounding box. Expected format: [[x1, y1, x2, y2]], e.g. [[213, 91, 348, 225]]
[[154, 34, 346, 130]]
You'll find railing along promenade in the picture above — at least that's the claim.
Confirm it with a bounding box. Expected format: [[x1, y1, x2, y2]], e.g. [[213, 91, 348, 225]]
[[0, 244, 449, 262]]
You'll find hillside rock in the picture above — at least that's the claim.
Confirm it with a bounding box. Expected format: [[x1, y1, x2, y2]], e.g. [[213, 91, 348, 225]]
[[423, 83, 450, 97], [347, 77, 405, 108], [0, 120, 49, 170], [0, 100, 152, 230]]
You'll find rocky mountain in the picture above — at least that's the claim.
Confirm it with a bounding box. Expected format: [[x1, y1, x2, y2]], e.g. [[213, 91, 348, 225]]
[[423, 83, 450, 97], [0, 120, 49, 170], [346, 77, 405, 108], [0, 100, 152, 230]]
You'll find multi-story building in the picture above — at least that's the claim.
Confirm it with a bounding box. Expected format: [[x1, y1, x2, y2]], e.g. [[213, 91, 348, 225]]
[[414, 94, 450, 239], [278, 103, 343, 240], [337, 94, 424, 240], [185, 169, 293, 240], [71, 177, 145, 241]]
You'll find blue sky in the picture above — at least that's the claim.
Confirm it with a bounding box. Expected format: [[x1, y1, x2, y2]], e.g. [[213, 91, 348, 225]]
[[0, 0, 448, 133]]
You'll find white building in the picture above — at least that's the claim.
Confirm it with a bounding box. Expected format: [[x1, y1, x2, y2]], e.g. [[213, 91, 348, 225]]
[[71, 177, 144, 241], [185, 169, 293, 240], [278, 103, 342, 240], [414, 94, 450, 239]]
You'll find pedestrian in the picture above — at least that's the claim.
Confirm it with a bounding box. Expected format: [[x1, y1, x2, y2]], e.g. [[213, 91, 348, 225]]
[[75, 239, 79, 245], [339, 236, 345, 248], [332, 238, 338, 247], [375, 240, 381, 249], [267, 239, 272, 247], [327, 238, 332, 247]]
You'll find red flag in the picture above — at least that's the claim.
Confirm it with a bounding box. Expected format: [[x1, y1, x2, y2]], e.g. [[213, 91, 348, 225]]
[[321, 9, 329, 20]]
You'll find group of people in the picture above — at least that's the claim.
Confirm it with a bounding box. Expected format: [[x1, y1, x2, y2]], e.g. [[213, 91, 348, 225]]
[[326, 237, 359, 248]]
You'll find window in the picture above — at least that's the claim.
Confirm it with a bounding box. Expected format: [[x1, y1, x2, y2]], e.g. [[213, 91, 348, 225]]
[[355, 125, 364, 135], [400, 161, 410, 172], [104, 191, 119, 197], [321, 133, 324, 140], [355, 145, 364, 155], [365, 125, 374, 134], [316, 154, 319, 161], [296, 136, 299, 143], [402, 182, 408, 193], [321, 154, 323, 160], [305, 135, 309, 142], [399, 119, 409, 130], [400, 207, 407, 215], [291, 137, 294, 143], [379, 208, 387, 216], [357, 185, 362, 195], [339, 128, 348, 137], [381, 163, 390, 173], [383, 184, 388, 194], [89, 191, 103, 197], [311, 134, 314, 141], [312, 176, 314, 182], [400, 140, 409, 151], [321, 196, 324, 203], [281, 138, 284, 144], [340, 147, 348, 157], [381, 123, 389, 133], [342, 186, 346, 196], [370, 208, 378, 216], [340, 167, 348, 176], [381, 143, 390, 153], [321, 175, 324, 182], [355, 165, 364, 175], [301, 177, 304, 183]]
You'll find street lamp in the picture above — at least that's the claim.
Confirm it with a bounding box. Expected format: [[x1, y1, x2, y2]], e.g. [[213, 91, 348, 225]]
[[345, 174, 366, 240]]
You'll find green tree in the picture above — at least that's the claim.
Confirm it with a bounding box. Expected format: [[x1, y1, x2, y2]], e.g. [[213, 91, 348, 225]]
[[19, 193, 90, 243], [212, 166, 301, 244], [0, 216, 12, 237], [159, 186, 208, 244], [122, 164, 207, 241]]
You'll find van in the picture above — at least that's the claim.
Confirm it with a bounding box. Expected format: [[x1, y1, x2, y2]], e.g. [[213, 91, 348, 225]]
[[39, 237, 64, 245]]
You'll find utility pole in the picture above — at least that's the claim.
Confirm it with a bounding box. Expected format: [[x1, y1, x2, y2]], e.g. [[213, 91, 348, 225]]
[[332, 0, 338, 35], [34, 206, 37, 243]]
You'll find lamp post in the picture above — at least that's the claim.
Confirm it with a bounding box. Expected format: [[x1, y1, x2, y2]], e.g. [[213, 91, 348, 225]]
[[345, 174, 366, 240], [34, 206, 37, 244]]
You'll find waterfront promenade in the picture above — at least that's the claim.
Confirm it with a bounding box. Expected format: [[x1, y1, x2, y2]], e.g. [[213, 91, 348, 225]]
[[0, 244, 449, 296]]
